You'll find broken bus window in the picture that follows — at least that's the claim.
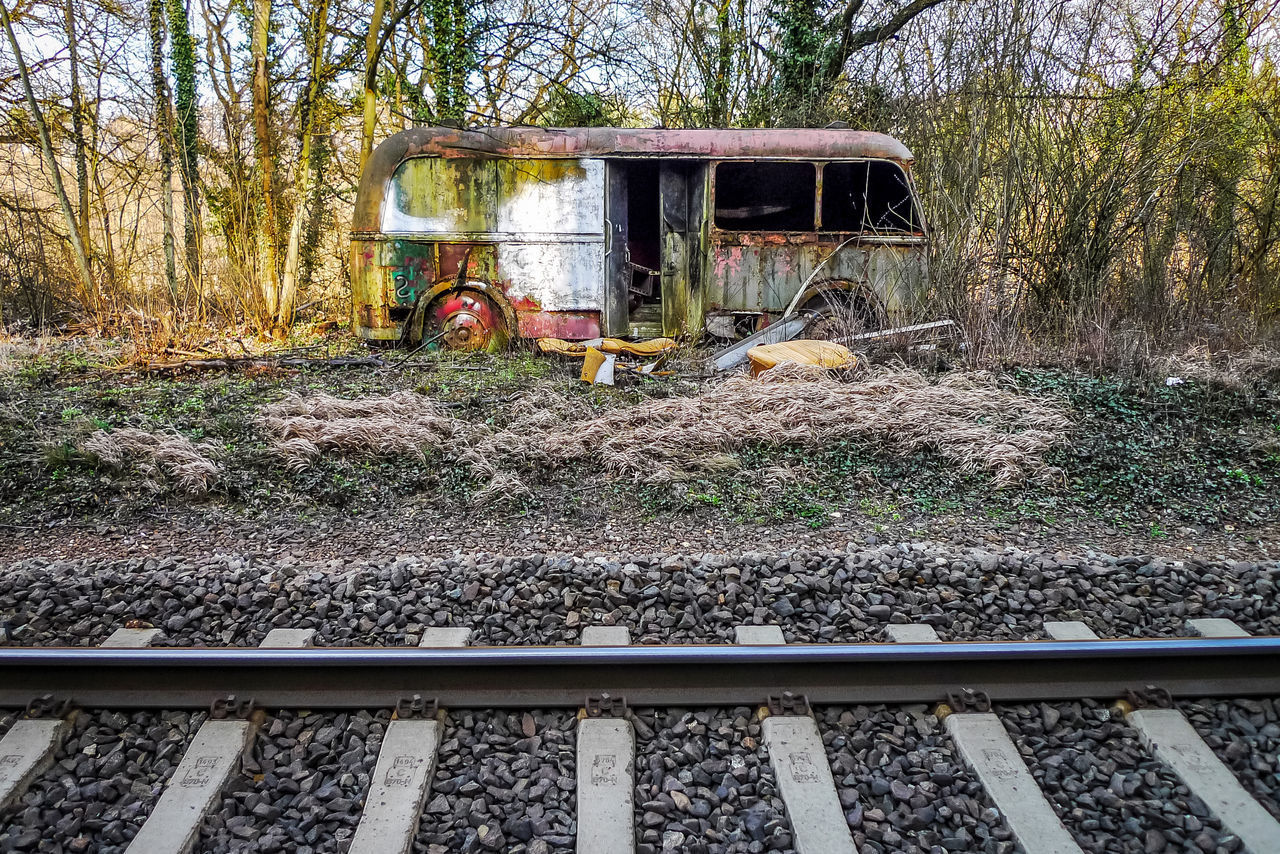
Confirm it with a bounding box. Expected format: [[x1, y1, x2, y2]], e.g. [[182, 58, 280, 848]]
[[714, 162, 816, 231], [822, 161, 921, 233]]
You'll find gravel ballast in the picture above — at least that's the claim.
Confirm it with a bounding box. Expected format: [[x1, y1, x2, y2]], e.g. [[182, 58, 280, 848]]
[[416, 709, 576, 853], [632, 706, 793, 854], [0, 710, 15, 738], [1002, 700, 1235, 853], [0, 709, 204, 853], [817, 703, 1015, 853], [2, 546, 1278, 648], [195, 709, 387, 853], [1180, 697, 1280, 822]]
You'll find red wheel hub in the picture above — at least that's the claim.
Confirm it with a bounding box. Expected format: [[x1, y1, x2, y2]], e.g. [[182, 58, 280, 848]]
[[430, 293, 500, 351]]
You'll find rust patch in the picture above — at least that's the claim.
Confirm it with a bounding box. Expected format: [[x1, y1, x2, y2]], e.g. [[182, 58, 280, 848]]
[[517, 311, 601, 340], [509, 294, 542, 312], [715, 232, 825, 247], [438, 243, 480, 279], [357, 303, 389, 329]]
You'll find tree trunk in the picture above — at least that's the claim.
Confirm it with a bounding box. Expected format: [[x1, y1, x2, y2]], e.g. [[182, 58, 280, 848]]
[[87, 81, 119, 301], [251, 0, 281, 327], [360, 0, 387, 169], [167, 0, 202, 304], [147, 0, 179, 307], [432, 0, 469, 121], [64, 0, 91, 258], [298, 130, 330, 293], [278, 0, 332, 332], [0, 0, 95, 311]]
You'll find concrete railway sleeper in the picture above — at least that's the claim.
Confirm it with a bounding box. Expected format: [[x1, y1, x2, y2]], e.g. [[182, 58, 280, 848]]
[[0, 622, 1277, 853]]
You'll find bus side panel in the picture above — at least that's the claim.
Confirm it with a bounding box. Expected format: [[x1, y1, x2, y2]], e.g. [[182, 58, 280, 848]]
[[496, 240, 606, 339], [374, 156, 608, 340], [709, 240, 924, 316], [351, 238, 397, 341]]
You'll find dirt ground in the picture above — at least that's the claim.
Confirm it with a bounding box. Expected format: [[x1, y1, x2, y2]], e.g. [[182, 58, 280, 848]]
[[2, 333, 1278, 564]]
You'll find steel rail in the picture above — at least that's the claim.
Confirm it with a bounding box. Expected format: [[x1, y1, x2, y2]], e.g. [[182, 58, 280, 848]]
[[1, 638, 1278, 709]]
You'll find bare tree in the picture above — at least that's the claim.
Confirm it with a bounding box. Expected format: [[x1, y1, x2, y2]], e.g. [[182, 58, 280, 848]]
[[251, 0, 281, 329], [0, 0, 96, 311], [279, 0, 334, 330], [147, 0, 178, 305]]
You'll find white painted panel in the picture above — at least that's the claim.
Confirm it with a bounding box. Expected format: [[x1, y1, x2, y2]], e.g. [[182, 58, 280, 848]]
[[496, 159, 604, 236], [381, 157, 605, 238], [496, 241, 605, 311], [382, 157, 486, 234]]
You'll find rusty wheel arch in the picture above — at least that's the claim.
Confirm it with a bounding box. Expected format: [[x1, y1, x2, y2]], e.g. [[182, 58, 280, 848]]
[[405, 278, 519, 348], [795, 278, 886, 328]]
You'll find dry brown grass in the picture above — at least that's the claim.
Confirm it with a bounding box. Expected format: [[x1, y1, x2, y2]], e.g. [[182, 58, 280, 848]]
[[259, 365, 1071, 500], [80, 427, 221, 494], [1152, 346, 1280, 389], [257, 391, 471, 471], [477, 363, 1070, 488]]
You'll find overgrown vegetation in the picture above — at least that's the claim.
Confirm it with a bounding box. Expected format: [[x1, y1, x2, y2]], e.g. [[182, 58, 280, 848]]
[[2, 342, 1276, 550]]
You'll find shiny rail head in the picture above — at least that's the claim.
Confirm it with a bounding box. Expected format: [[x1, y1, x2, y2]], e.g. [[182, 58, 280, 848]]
[[2, 637, 1279, 667]]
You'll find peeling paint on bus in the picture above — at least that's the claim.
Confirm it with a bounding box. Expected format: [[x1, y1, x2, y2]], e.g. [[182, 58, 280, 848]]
[[350, 127, 929, 347]]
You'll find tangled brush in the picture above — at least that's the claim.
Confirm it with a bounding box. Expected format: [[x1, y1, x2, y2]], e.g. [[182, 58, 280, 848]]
[[80, 428, 221, 494], [258, 366, 1071, 499], [257, 391, 471, 471]]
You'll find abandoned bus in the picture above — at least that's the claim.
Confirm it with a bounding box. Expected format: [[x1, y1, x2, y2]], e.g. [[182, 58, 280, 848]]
[[350, 126, 927, 349]]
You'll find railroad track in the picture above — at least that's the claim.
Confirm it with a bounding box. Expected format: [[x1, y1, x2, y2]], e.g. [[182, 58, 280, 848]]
[[1, 618, 1278, 854]]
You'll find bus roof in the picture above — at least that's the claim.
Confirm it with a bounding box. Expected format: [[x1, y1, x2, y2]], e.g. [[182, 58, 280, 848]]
[[354, 126, 915, 234]]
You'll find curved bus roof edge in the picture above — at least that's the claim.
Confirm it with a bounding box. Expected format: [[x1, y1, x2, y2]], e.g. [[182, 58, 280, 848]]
[[353, 126, 916, 235]]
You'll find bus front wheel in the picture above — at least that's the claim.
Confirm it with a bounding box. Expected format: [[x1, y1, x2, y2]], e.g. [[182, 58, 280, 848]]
[[425, 290, 510, 352]]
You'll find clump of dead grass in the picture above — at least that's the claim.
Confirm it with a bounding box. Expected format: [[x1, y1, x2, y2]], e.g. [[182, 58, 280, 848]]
[[1151, 346, 1280, 389], [479, 363, 1070, 488], [80, 428, 221, 494], [258, 366, 1072, 500], [258, 391, 471, 471]]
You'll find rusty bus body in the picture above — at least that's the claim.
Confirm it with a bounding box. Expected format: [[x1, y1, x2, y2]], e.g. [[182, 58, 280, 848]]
[[350, 127, 928, 349]]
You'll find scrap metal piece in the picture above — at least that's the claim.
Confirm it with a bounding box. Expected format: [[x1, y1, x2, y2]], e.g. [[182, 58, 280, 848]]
[[833, 318, 957, 345], [712, 314, 810, 371]]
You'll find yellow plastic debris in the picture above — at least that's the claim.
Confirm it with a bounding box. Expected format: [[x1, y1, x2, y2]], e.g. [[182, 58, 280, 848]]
[[746, 340, 856, 377], [538, 337, 587, 357], [538, 337, 677, 358], [599, 338, 677, 357], [580, 347, 616, 385]]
